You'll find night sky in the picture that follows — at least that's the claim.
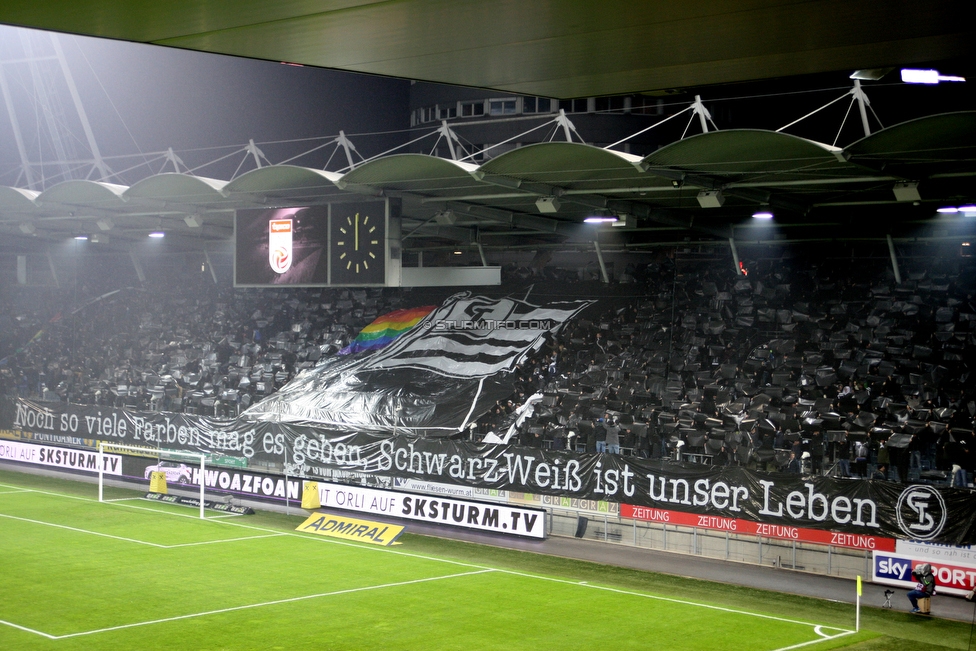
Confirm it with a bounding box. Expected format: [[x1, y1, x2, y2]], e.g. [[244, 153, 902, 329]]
[[0, 24, 411, 187]]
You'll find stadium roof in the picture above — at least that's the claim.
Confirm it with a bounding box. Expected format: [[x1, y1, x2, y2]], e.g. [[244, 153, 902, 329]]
[[0, 0, 969, 99], [1, 112, 974, 252]]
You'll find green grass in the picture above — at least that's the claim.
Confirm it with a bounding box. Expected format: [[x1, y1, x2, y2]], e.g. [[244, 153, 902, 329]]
[[0, 468, 970, 650]]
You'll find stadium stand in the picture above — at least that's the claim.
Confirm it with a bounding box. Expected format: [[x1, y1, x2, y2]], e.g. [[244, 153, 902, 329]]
[[2, 247, 974, 485]]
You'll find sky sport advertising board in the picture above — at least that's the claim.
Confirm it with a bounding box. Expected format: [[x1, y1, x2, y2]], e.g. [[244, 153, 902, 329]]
[[872, 539, 976, 597], [873, 550, 976, 597], [312, 480, 546, 539]]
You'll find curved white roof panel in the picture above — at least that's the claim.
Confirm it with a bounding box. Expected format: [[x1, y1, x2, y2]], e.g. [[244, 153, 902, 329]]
[[844, 111, 976, 176], [338, 154, 486, 196], [479, 142, 657, 191], [37, 180, 129, 208], [0, 186, 41, 213], [125, 173, 229, 202], [224, 165, 342, 196], [643, 129, 854, 182]]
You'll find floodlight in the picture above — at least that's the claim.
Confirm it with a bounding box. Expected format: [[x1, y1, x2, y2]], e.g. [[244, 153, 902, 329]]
[[18, 222, 35, 234], [696, 190, 724, 208], [850, 68, 891, 81], [901, 69, 966, 84], [584, 216, 617, 224], [892, 182, 921, 202], [184, 215, 204, 228], [536, 197, 561, 213], [937, 206, 959, 213], [434, 210, 456, 225], [96, 218, 114, 231], [148, 231, 165, 238], [752, 211, 774, 220]]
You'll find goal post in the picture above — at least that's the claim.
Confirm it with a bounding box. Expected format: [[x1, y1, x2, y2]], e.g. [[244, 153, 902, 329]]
[[97, 442, 207, 519]]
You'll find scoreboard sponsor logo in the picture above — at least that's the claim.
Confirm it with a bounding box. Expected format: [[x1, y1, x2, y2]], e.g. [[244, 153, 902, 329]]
[[269, 218, 293, 274]]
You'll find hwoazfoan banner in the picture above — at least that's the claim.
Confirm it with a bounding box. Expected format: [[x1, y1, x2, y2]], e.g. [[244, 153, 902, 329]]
[[4, 396, 976, 546]]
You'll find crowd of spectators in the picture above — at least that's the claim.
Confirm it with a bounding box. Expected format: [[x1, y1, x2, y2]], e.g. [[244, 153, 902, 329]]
[[2, 249, 975, 486], [475, 254, 976, 487], [0, 280, 405, 417]]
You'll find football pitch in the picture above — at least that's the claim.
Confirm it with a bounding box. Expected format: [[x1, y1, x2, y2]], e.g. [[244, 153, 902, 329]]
[[0, 469, 957, 651]]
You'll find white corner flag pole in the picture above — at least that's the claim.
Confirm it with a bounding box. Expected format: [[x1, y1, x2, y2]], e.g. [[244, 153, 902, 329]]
[[856, 575, 862, 632], [199, 455, 206, 520], [98, 441, 104, 503]]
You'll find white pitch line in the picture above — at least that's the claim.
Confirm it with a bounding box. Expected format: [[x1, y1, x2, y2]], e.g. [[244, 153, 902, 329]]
[[0, 512, 167, 548], [53, 569, 495, 639], [163, 533, 286, 548], [0, 489, 30, 495], [0, 511, 290, 550], [0, 618, 59, 640], [514, 574, 853, 633], [0, 480, 857, 641], [769, 630, 856, 651]]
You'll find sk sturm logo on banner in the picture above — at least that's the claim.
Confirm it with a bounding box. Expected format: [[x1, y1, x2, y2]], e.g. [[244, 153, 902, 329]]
[[363, 293, 593, 378], [268, 219, 293, 274], [896, 485, 947, 541]]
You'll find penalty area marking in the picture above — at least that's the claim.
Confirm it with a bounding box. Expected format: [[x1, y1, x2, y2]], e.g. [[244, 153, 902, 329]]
[[1, 569, 495, 640], [0, 481, 857, 646], [0, 511, 285, 549]]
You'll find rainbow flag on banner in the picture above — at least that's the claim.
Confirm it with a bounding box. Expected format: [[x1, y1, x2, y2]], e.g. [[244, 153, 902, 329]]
[[338, 306, 435, 355]]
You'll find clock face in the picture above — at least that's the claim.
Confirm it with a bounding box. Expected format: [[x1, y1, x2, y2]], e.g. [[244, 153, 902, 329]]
[[331, 203, 386, 285]]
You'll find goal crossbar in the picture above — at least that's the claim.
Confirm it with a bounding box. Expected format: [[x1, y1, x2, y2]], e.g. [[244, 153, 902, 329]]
[[97, 442, 207, 519]]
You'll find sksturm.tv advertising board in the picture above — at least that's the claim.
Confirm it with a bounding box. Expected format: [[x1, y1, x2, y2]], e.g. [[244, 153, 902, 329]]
[[0, 439, 121, 476], [310, 481, 546, 539]]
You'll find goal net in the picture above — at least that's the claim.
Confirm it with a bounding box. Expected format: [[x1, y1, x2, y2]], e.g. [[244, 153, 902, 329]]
[[97, 442, 208, 519]]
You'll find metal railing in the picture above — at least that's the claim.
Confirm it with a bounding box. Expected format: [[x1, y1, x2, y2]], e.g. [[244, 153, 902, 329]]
[[546, 508, 870, 579]]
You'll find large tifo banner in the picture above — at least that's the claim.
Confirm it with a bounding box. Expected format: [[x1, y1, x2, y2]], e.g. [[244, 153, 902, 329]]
[[3, 397, 976, 547]]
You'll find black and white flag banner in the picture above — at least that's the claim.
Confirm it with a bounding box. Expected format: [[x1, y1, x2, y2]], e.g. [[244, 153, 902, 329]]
[[363, 292, 594, 378]]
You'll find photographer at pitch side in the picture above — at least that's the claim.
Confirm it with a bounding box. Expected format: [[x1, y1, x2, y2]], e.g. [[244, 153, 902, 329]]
[[907, 563, 936, 614]]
